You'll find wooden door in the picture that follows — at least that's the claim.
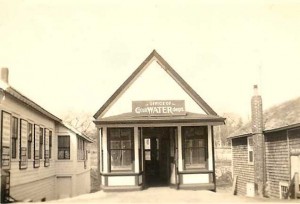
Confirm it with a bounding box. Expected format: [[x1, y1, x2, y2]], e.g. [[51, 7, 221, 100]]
[[291, 155, 300, 179]]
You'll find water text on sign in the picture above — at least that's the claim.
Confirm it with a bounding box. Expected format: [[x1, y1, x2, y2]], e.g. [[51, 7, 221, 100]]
[[132, 100, 186, 116]]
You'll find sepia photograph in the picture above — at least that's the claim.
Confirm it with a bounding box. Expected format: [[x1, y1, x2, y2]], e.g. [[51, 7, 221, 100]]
[[0, 0, 300, 203]]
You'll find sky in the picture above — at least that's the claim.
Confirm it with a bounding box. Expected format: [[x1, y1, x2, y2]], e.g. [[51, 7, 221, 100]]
[[1, 0, 300, 122]]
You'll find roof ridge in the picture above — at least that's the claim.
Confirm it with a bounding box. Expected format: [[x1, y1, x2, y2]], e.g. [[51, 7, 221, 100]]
[[5, 86, 62, 122], [93, 49, 218, 119]]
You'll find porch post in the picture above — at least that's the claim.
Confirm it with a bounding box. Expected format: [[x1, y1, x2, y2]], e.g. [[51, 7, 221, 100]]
[[134, 126, 139, 173], [102, 127, 108, 173], [97, 128, 102, 189], [98, 128, 102, 174], [207, 125, 213, 171], [178, 125, 183, 171]]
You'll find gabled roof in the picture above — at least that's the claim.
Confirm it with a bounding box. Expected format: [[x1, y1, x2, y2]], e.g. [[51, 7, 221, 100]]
[[4, 86, 61, 122], [60, 122, 94, 143], [228, 96, 300, 139], [93, 50, 218, 119]]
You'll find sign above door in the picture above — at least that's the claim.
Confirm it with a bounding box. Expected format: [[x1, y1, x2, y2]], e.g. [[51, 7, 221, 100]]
[[132, 100, 186, 116]]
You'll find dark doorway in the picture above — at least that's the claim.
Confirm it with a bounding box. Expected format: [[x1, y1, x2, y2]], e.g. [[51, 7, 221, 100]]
[[142, 127, 175, 187]]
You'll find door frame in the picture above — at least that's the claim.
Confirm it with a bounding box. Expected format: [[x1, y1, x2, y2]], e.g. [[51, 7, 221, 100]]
[[141, 127, 177, 188]]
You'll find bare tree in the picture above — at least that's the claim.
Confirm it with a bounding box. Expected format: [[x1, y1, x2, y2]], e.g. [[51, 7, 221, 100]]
[[214, 112, 243, 147], [61, 110, 97, 140]]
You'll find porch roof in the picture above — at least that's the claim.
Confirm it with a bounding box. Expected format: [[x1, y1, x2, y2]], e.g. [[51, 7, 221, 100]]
[[94, 111, 225, 125]]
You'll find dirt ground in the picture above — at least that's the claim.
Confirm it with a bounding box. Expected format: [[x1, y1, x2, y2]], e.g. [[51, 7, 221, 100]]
[[45, 186, 297, 204]]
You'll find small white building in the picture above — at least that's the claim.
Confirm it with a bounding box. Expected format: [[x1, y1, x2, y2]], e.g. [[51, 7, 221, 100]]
[[0, 68, 93, 202], [93, 50, 225, 191]]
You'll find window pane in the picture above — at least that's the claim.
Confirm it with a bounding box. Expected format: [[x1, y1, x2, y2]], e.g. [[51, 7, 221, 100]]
[[110, 129, 120, 139], [12, 117, 18, 138], [58, 150, 65, 159], [58, 136, 70, 159], [194, 139, 205, 147], [111, 150, 121, 168], [108, 128, 133, 171], [144, 139, 151, 150], [249, 151, 253, 162], [111, 141, 121, 149], [145, 151, 151, 160], [192, 148, 204, 164], [28, 141, 32, 159], [65, 150, 70, 159], [248, 137, 253, 147], [110, 150, 132, 171], [183, 126, 208, 170], [121, 129, 131, 138], [122, 150, 132, 166], [121, 140, 131, 148], [58, 136, 70, 148], [185, 140, 193, 148], [194, 127, 204, 136], [12, 139, 17, 158]]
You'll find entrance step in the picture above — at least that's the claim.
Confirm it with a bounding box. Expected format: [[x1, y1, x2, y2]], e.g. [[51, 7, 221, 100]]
[[179, 183, 215, 191], [102, 185, 143, 192]]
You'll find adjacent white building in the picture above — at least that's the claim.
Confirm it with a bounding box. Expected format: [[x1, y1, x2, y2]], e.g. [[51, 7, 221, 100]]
[[0, 68, 93, 202]]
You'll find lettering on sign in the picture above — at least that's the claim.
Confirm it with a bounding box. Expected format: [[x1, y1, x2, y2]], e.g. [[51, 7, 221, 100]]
[[132, 100, 186, 116]]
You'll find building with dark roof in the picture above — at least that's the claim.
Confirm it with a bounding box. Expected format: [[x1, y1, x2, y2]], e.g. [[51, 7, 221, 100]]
[[228, 85, 300, 199]]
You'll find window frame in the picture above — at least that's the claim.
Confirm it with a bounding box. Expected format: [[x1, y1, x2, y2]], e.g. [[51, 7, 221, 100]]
[[44, 128, 50, 167], [19, 119, 28, 170], [11, 116, 18, 159], [182, 126, 208, 170], [49, 130, 52, 159], [247, 136, 254, 164], [107, 127, 134, 172], [77, 136, 86, 161], [1, 111, 12, 170], [58, 135, 70, 160], [39, 127, 44, 160], [33, 125, 40, 168], [27, 123, 33, 160]]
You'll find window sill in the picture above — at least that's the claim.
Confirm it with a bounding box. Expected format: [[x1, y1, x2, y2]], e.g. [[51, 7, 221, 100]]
[[56, 160, 73, 162], [179, 169, 212, 174]]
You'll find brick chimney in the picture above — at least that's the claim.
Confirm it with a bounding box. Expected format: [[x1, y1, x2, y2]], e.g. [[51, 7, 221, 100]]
[[251, 85, 265, 197], [0, 68, 9, 84]]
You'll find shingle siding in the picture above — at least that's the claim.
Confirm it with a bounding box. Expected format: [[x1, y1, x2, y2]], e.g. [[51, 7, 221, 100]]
[[265, 130, 289, 199], [288, 128, 300, 151], [232, 137, 254, 196]]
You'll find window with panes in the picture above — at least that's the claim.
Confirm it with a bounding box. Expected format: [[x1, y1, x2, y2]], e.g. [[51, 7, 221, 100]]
[[248, 137, 254, 164], [39, 127, 43, 159], [77, 137, 86, 160], [58, 136, 70, 159], [182, 126, 208, 170], [108, 128, 134, 172], [49, 131, 52, 159], [27, 123, 33, 159], [12, 117, 18, 159]]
